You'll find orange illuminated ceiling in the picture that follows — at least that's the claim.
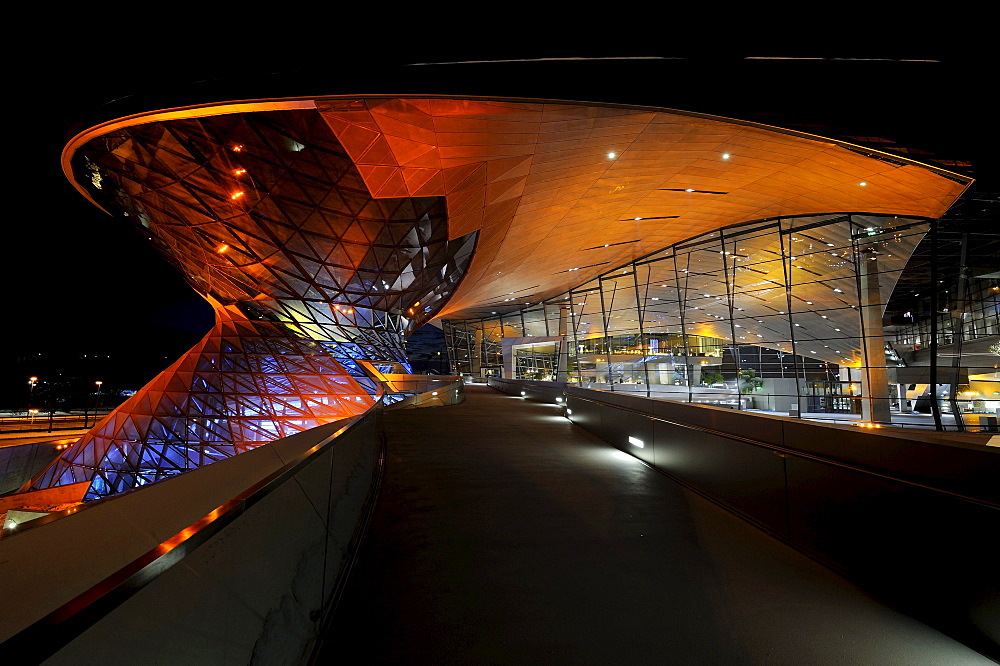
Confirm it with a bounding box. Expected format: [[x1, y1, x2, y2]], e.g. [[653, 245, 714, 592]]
[[64, 96, 971, 320]]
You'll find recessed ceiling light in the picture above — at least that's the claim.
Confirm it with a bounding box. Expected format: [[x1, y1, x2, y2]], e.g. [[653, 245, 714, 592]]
[[722, 153, 730, 159], [859, 182, 867, 187], [608, 152, 617, 159]]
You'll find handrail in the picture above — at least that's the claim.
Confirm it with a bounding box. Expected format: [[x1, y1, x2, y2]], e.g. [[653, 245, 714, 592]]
[[566, 391, 999, 510], [1, 401, 383, 660]]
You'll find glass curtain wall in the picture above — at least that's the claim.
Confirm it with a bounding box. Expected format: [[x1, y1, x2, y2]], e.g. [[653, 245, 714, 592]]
[[446, 213, 999, 430]]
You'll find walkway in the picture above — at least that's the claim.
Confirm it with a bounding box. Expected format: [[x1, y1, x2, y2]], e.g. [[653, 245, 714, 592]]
[[318, 386, 989, 664]]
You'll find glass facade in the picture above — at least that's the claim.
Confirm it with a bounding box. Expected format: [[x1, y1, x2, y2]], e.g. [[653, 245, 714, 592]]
[[447, 213, 1000, 429], [37, 108, 479, 499]]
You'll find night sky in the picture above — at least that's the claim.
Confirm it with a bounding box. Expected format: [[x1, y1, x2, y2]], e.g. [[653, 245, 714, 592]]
[[3, 34, 991, 407]]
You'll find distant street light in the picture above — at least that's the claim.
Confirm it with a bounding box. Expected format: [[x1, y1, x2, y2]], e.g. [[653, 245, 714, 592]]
[[95, 381, 103, 415], [27, 377, 38, 416]]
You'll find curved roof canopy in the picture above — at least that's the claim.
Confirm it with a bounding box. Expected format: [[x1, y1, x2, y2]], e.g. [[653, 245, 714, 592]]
[[64, 96, 971, 321]]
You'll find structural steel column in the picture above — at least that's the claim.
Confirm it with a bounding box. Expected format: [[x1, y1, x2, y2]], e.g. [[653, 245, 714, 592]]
[[558, 305, 570, 382], [471, 327, 483, 378], [859, 250, 892, 423]]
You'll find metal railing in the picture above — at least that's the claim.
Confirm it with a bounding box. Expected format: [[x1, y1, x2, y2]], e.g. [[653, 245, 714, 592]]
[[0, 410, 114, 434]]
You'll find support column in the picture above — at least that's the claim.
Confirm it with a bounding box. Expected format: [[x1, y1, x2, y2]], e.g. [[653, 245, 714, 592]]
[[471, 327, 483, 379], [859, 250, 892, 423], [557, 306, 570, 382]]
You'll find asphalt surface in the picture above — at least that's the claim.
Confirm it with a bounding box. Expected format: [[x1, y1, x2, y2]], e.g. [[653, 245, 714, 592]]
[[319, 385, 990, 665]]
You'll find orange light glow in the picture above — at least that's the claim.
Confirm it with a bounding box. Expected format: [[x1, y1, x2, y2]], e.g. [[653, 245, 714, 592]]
[[232, 144, 243, 152], [234, 168, 247, 176], [230, 192, 244, 200], [217, 244, 230, 254]]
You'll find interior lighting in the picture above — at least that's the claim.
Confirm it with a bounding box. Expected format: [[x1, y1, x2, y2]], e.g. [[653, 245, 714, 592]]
[[233, 168, 247, 176], [566, 409, 573, 415], [628, 436, 645, 448], [432, 391, 438, 396], [230, 192, 244, 200], [217, 244, 229, 253], [833, 288, 843, 293], [859, 182, 867, 187], [231, 144, 243, 152], [520, 391, 526, 397], [685, 188, 695, 192], [608, 152, 617, 159], [722, 153, 731, 159]]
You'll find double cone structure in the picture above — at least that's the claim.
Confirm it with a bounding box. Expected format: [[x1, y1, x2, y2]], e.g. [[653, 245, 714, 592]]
[[32, 106, 477, 500]]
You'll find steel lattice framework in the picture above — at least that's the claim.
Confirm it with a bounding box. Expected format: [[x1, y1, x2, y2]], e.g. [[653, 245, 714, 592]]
[[30, 108, 476, 499]]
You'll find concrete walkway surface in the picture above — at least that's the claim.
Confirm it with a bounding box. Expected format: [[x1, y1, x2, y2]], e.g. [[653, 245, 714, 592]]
[[319, 386, 991, 665]]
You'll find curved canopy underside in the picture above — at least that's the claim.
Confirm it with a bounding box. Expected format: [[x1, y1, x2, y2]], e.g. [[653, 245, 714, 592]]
[[65, 96, 970, 322]]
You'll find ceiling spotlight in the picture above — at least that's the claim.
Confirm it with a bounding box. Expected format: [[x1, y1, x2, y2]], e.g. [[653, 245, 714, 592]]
[[608, 152, 617, 159], [722, 153, 730, 159], [859, 182, 867, 187]]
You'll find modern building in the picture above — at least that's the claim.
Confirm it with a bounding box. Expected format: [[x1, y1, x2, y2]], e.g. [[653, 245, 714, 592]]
[[1, 60, 997, 662], [11, 87, 994, 502]]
